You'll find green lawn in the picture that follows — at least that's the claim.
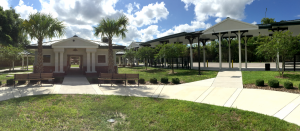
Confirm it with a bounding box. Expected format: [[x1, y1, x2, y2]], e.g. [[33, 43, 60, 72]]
[[242, 71, 300, 87], [118, 67, 218, 83], [71, 64, 79, 68], [0, 95, 298, 130]]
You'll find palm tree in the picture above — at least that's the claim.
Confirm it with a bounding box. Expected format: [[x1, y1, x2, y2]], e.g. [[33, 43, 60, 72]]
[[23, 12, 65, 73], [94, 15, 128, 73]]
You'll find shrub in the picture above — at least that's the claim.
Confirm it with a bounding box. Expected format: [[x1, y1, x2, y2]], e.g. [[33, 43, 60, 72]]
[[128, 80, 135, 83], [172, 78, 180, 84], [255, 79, 264, 86], [284, 81, 293, 89], [161, 77, 168, 83], [299, 83, 300, 90], [18, 80, 26, 85], [6, 79, 14, 85], [268, 79, 279, 88], [138, 78, 145, 84], [0, 81, 2, 86], [150, 78, 157, 83]]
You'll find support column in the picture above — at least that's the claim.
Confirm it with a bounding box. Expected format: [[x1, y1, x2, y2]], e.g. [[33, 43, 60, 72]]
[[91, 52, 96, 72], [60, 51, 64, 73], [238, 30, 241, 71], [22, 56, 24, 70], [55, 51, 59, 72], [86, 52, 91, 73], [119, 57, 121, 65], [190, 44, 193, 69], [245, 36, 247, 69], [27, 55, 29, 70], [203, 45, 206, 67], [229, 36, 231, 68], [219, 33, 222, 70], [277, 51, 279, 71]]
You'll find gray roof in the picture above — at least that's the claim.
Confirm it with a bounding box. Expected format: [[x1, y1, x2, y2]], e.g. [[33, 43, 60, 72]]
[[126, 41, 143, 49]]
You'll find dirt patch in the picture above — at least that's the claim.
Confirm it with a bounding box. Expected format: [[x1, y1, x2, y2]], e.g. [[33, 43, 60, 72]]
[[244, 84, 300, 94], [167, 70, 177, 74], [274, 76, 289, 79]]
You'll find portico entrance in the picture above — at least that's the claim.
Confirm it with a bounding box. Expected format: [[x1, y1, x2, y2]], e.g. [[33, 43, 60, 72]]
[[66, 55, 83, 75]]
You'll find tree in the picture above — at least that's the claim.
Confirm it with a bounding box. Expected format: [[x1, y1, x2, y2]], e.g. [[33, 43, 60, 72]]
[[135, 47, 155, 70], [0, 6, 29, 46], [156, 43, 187, 74], [22, 12, 66, 73], [256, 31, 300, 77], [0, 45, 22, 71], [94, 15, 129, 73], [123, 47, 136, 66], [261, 18, 276, 24]]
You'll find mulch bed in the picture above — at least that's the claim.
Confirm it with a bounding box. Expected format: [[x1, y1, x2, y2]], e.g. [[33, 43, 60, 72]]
[[244, 84, 300, 94]]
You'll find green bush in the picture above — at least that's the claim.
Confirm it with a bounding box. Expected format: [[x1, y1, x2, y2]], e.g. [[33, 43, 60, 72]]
[[138, 78, 145, 84], [0, 81, 2, 86], [255, 79, 264, 86], [128, 80, 135, 83], [172, 78, 180, 84], [18, 80, 26, 85], [150, 78, 157, 83], [6, 79, 14, 85], [299, 84, 300, 90], [161, 77, 168, 83], [268, 79, 279, 88], [284, 81, 293, 89]]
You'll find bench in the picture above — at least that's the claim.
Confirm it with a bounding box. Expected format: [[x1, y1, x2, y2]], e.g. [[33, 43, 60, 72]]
[[98, 73, 139, 87], [14, 73, 55, 87]]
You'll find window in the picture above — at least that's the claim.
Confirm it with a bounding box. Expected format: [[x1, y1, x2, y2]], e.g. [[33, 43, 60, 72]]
[[98, 55, 106, 63], [43, 55, 51, 63]]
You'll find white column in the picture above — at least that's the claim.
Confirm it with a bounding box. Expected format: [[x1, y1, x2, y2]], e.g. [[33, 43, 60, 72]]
[[238, 31, 241, 71], [26, 55, 28, 70], [245, 36, 247, 69], [86, 52, 91, 73], [219, 33, 222, 70], [22, 56, 24, 69], [60, 51, 64, 73], [203, 45, 206, 67], [55, 52, 58, 72], [190, 44, 193, 68], [91, 52, 96, 72], [229, 35, 231, 68], [119, 57, 121, 65]]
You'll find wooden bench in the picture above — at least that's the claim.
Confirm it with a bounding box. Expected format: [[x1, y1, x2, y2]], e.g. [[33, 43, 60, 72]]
[[98, 73, 139, 87], [14, 73, 55, 87]]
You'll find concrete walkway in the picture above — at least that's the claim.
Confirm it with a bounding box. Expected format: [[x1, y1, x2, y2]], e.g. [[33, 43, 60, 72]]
[[1, 71, 300, 126]]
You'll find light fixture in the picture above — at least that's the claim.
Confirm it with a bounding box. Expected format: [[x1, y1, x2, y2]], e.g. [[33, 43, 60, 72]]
[[73, 48, 78, 51]]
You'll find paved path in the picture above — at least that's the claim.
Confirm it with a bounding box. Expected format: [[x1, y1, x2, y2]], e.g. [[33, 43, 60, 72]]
[[1, 71, 300, 126]]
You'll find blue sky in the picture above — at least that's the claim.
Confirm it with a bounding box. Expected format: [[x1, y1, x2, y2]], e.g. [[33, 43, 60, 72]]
[[1, 0, 300, 45]]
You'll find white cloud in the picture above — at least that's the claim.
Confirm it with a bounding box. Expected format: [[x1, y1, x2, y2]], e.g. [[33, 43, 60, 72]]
[[126, 3, 133, 14], [14, 0, 38, 20], [252, 21, 257, 24], [297, 15, 300, 17], [181, 0, 254, 21], [128, 2, 169, 27], [215, 18, 222, 23], [157, 21, 211, 38], [0, 0, 10, 10], [134, 2, 140, 9]]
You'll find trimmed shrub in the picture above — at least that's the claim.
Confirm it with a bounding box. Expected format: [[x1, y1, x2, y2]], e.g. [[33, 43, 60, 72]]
[[128, 80, 135, 83], [150, 78, 157, 83], [138, 78, 145, 84], [284, 81, 293, 89], [161, 77, 168, 83], [255, 79, 264, 86], [6, 79, 14, 85], [268, 79, 279, 88], [18, 80, 26, 85], [0, 81, 2, 86], [172, 78, 180, 84], [299, 84, 300, 90]]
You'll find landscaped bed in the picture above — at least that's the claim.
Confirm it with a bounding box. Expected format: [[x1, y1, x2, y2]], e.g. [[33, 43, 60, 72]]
[[118, 67, 218, 85], [0, 94, 299, 130], [242, 71, 300, 94]]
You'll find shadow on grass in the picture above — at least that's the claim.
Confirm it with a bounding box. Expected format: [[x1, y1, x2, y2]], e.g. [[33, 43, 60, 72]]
[[140, 69, 166, 73], [2, 70, 32, 73], [283, 74, 300, 81]]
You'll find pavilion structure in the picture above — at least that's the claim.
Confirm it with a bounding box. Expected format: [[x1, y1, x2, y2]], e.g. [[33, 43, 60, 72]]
[[140, 18, 300, 73]]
